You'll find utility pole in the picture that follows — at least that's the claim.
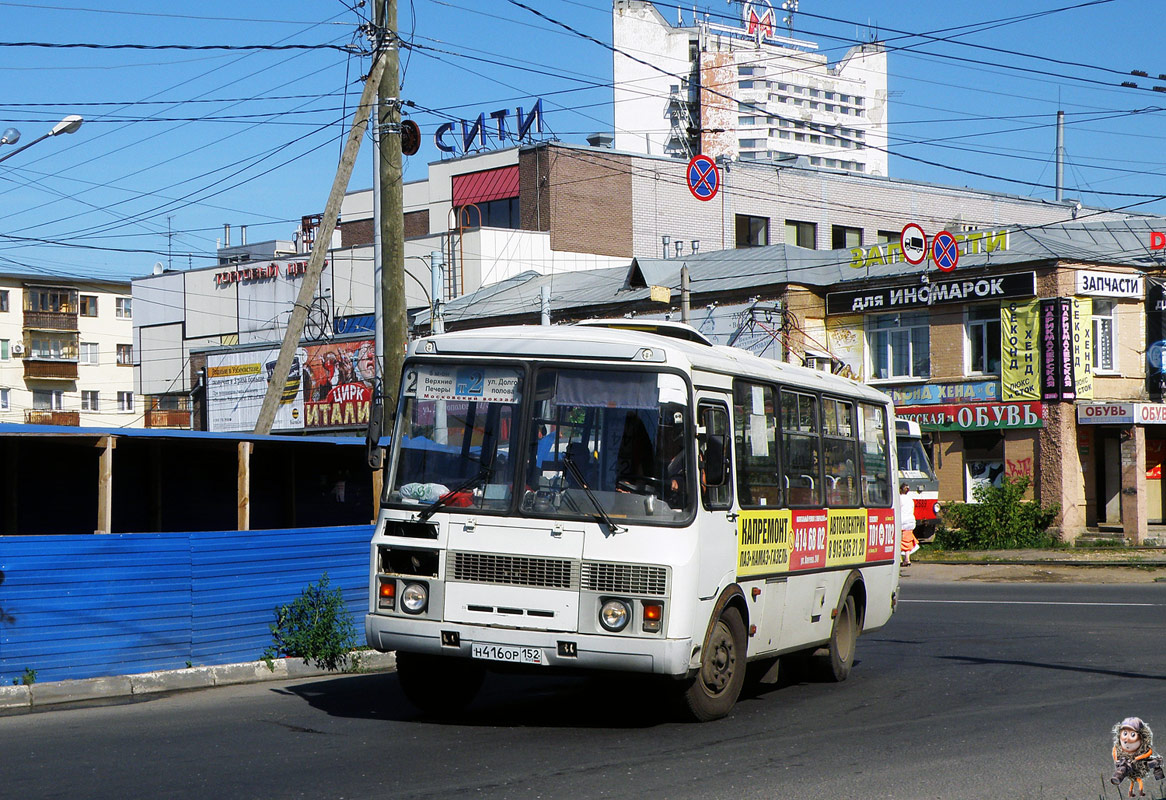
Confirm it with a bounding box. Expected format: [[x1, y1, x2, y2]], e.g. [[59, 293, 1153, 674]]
[[253, 52, 387, 435], [376, 0, 407, 418]]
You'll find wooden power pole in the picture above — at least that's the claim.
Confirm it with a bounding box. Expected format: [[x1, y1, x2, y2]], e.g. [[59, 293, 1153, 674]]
[[253, 49, 387, 435], [376, 0, 408, 416]]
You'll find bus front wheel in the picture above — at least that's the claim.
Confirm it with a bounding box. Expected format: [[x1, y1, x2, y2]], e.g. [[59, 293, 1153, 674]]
[[396, 651, 485, 715], [681, 606, 746, 721]]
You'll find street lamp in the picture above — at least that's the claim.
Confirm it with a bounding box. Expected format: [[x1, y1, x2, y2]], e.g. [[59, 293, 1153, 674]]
[[0, 115, 83, 165]]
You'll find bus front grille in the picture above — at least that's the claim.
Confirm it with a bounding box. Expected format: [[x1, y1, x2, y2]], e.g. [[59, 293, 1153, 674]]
[[581, 562, 667, 596], [449, 551, 579, 590]]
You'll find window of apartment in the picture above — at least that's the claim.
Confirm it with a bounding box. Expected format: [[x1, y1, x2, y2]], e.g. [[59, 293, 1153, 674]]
[[0, 388, 8, 410], [738, 66, 756, 76], [832, 225, 862, 250], [785, 220, 817, 249], [738, 138, 765, 149], [80, 295, 98, 317], [1092, 300, 1117, 372], [117, 343, 133, 366], [876, 230, 899, 244], [0, 290, 8, 312], [118, 391, 134, 412], [82, 390, 100, 411], [80, 342, 99, 365], [967, 305, 1002, 375], [869, 312, 931, 380], [735, 215, 770, 248], [115, 296, 132, 319], [0, 339, 7, 360], [738, 116, 756, 126], [31, 334, 75, 360], [33, 389, 64, 410], [26, 287, 76, 313]]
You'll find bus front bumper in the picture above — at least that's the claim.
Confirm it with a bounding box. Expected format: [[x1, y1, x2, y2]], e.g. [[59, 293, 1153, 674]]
[[366, 614, 696, 677]]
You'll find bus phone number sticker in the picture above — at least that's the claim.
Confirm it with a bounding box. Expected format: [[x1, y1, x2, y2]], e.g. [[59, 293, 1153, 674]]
[[865, 508, 897, 562], [408, 366, 521, 403], [825, 510, 868, 568]]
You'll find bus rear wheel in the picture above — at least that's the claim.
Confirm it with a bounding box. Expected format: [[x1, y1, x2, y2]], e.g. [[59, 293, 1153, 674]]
[[681, 606, 746, 721], [823, 594, 857, 682], [396, 652, 485, 716]]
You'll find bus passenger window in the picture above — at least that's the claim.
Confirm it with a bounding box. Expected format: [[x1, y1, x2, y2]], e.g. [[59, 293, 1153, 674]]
[[732, 381, 778, 508], [823, 399, 859, 507], [781, 390, 821, 507], [860, 403, 890, 507]]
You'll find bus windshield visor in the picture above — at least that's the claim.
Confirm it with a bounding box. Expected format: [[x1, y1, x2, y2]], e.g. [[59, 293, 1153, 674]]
[[522, 368, 691, 523], [388, 364, 524, 513]]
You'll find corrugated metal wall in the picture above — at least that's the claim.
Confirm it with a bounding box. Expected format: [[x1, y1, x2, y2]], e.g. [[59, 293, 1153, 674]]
[[0, 525, 373, 684]]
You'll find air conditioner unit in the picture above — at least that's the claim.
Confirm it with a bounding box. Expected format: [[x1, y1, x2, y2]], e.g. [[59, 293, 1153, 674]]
[[11, 342, 25, 355]]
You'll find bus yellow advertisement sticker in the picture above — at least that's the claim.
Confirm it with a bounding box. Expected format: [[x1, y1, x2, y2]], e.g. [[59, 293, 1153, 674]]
[[825, 509, 868, 568], [737, 510, 792, 578]]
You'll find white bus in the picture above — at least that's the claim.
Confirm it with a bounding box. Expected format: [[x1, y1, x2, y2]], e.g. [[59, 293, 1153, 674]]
[[366, 321, 901, 721]]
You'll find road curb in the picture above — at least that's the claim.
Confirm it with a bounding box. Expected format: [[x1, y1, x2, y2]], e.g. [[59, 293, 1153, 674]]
[[0, 651, 396, 714], [918, 559, 1166, 568]]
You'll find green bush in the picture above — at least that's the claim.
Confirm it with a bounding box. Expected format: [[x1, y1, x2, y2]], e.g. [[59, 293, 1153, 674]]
[[935, 475, 1060, 550], [263, 573, 360, 672]]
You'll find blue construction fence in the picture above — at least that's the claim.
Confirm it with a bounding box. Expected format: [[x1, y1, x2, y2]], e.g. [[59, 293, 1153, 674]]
[[0, 525, 375, 684]]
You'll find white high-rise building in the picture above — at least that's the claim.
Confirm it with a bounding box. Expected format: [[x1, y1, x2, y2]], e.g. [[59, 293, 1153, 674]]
[[613, 0, 888, 176]]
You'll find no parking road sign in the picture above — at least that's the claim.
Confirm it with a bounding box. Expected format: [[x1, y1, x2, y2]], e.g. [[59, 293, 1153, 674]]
[[932, 230, 959, 272], [687, 154, 720, 202]]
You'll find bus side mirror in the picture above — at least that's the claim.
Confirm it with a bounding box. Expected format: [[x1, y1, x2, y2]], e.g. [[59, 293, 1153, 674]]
[[366, 381, 388, 470], [702, 433, 727, 487]]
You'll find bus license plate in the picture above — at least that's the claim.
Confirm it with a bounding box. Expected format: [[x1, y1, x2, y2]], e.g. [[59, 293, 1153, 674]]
[[471, 643, 544, 665]]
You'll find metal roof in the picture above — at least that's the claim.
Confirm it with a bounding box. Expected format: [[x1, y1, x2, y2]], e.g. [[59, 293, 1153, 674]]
[[0, 423, 365, 445], [426, 218, 1166, 328]]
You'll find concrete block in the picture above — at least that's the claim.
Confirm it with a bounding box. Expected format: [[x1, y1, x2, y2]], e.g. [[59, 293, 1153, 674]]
[[0, 684, 31, 710], [213, 659, 286, 686], [31, 676, 133, 707], [130, 667, 216, 695]]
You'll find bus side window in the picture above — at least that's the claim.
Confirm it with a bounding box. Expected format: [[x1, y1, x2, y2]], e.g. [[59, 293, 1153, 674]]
[[860, 403, 890, 507], [699, 403, 733, 510], [732, 381, 778, 508], [781, 389, 821, 507]]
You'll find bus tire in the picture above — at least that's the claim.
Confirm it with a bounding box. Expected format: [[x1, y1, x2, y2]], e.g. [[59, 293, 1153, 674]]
[[823, 594, 857, 682], [681, 606, 746, 721], [396, 651, 485, 715]]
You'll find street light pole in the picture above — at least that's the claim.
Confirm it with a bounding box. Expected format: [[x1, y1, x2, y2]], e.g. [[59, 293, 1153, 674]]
[[0, 115, 83, 165]]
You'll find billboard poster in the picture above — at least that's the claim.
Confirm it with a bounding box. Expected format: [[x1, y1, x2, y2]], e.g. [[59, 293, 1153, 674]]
[[1148, 282, 1166, 399], [206, 346, 306, 433], [825, 315, 864, 381], [302, 339, 376, 429], [1001, 299, 1040, 401], [1072, 297, 1094, 400]]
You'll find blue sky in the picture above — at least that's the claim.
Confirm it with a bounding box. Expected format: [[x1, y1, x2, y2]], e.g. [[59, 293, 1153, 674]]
[[0, 0, 1162, 280]]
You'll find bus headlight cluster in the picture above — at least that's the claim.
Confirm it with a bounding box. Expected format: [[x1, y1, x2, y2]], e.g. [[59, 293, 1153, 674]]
[[400, 582, 429, 614], [598, 599, 665, 634]]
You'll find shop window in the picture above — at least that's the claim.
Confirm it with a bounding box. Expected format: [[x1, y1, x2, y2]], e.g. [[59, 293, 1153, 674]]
[[1092, 300, 1117, 372], [832, 225, 862, 250], [967, 305, 1002, 375], [785, 220, 816, 249], [735, 215, 769, 248], [869, 312, 930, 380]]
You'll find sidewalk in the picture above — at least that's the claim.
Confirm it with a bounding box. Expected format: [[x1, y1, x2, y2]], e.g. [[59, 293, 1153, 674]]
[[0, 652, 396, 715]]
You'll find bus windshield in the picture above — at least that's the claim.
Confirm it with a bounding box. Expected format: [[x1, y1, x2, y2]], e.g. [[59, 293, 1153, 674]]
[[522, 367, 691, 524], [897, 436, 936, 481], [388, 363, 524, 513]]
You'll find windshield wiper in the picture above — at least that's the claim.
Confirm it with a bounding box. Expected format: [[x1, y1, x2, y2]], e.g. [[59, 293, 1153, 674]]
[[563, 453, 627, 535], [416, 465, 492, 522]]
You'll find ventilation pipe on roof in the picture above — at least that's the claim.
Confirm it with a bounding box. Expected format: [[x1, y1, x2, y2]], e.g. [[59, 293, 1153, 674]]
[[223, 224, 231, 248], [540, 285, 551, 326]]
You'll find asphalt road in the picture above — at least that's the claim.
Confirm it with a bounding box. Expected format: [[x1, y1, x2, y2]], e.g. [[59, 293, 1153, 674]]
[[4, 577, 1165, 800]]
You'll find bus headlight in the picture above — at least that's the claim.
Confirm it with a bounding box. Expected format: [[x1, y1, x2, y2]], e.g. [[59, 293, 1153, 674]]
[[932, 501, 941, 516], [599, 599, 631, 632], [400, 582, 429, 614]]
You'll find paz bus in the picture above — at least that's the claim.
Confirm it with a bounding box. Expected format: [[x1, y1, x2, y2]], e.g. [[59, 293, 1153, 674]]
[[365, 321, 902, 721]]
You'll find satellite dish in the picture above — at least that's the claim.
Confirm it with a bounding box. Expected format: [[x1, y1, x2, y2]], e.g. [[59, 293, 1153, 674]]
[[153, 261, 165, 275]]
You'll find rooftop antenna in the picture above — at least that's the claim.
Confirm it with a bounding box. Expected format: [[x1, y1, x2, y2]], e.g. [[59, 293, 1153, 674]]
[[782, 0, 798, 36]]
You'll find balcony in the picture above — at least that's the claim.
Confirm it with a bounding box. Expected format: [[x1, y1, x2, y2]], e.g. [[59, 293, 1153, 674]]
[[145, 409, 192, 429], [24, 359, 79, 380], [25, 410, 80, 426], [23, 310, 78, 331]]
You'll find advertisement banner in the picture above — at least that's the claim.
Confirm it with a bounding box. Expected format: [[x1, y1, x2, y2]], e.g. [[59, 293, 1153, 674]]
[[790, 509, 828, 571], [302, 339, 376, 429], [1148, 282, 1166, 399], [736, 506, 895, 578], [206, 346, 306, 433], [1001, 299, 1040, 401], [826, 271, 1035, 315], [1072, 297, 1094, 400], [896, 401, 1044, 431], [737, 510, 792, 578], [865, 508, 897, 562], [890, 381, 999, 406], [825, 315, 864, 381], [825, 510, 868, 568]]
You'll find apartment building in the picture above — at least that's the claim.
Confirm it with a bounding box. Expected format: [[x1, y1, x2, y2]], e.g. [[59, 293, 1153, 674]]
[[0, 273, 140, 427]]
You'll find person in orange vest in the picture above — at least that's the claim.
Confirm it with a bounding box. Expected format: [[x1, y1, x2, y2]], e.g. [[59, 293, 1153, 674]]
[[899, 483, 919, 567], [1112, 717, 1165, 797]]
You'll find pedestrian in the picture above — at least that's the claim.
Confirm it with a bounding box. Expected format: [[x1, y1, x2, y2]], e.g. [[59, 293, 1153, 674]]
[[899, 483, 919, 567]]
